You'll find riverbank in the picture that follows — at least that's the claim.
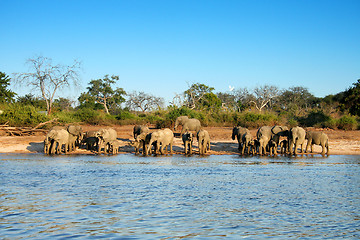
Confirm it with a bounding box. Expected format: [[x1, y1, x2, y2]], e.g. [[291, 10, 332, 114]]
[[0, 125, 359, 155]]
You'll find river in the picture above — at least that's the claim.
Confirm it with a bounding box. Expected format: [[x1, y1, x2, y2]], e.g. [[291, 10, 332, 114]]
[[1, 154, 359, 239]]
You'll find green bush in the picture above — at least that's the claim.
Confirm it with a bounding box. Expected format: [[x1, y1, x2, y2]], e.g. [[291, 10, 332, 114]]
[[0, 104, 49, 126], [73, 108, 102, 124], [234, 112, 279, 128], [299, 110, 331, 127], [116, 111, 137, 120], [337, 115, 358, 130]]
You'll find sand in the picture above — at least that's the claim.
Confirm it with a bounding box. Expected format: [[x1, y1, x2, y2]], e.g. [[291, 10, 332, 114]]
[[0, 125, 359, 155]]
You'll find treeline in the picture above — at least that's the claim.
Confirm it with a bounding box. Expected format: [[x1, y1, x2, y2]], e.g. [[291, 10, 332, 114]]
[[0, 56, 360, 131]]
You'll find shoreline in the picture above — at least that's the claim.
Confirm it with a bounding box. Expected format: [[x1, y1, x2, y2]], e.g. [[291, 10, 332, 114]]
[[0, 125, 359, 155]]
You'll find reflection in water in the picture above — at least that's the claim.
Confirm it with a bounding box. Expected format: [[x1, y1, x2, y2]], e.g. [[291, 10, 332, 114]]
[[1, 154, 359, 239]]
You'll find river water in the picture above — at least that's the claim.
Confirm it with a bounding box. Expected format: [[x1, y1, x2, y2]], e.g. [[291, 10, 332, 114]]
[[1, 154, 359, 239]]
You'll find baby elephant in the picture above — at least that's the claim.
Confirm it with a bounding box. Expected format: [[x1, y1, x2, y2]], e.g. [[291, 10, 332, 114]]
[[305, 131, 329, 155], [182, 132, 193, 155], [279, 139, 288, 154], [107, 140, 121, 155], [197, 129, 210, 155]]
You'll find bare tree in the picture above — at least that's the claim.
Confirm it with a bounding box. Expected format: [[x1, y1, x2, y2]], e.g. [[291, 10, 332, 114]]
[[249, 85, 279, 112], [14, 55, 81, 115], [126, 91, 164, 112]]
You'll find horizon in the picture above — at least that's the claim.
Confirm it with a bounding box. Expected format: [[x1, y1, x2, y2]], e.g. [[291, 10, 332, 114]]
[[1, 0, 359, 104]]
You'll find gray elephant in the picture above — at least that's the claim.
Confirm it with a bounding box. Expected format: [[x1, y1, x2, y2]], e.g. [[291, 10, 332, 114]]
[[289, 126, 306, 155], [279, 139, 288, 154], [129, 132, 151, 155], [67, 125, 83, 152], [232, 126, 250, 151], [107, 140, 121, 154], [268, 139, 277, 156], [241, 132, 253, 155], [82, 131, 98, 151], [305, 131, 329, 155], [45, 128, 70, 155], [197, 129, 210, 155], [146, 128, 174, 155], [133, 125, 149, 139], [256, 125, 288, 155], [182, 131, 193, 155], [96, 128, 117, 153], [174, 116, 201, 136]]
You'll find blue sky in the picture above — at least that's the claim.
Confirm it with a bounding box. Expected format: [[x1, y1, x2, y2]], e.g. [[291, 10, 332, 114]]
[[1, 0, 359, 104]]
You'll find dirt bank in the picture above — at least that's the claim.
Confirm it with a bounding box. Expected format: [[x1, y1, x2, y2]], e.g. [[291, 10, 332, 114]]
[[0, 125, 359, 155]]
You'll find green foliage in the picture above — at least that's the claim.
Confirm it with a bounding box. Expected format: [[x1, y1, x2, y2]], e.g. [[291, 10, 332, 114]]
[[200, 92, 222, 110], [73, 108, 102, 124], [16, 94, 47, 110], [79, 75, 126, 114], [0, 104, 49, 126], [340, 79, 360, 116], [299, 110, 331, 127], [0, 72, 16, 103], [232, 111, 279, 128], [116, 111, 137, 120], [337, 115, 358, 130]]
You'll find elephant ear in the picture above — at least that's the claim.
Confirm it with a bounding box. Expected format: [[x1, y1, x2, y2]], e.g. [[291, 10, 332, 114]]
[[67, 125, 82, 136]]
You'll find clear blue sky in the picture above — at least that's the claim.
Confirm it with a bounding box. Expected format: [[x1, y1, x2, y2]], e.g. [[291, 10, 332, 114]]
[[1, 0, 359, 104]]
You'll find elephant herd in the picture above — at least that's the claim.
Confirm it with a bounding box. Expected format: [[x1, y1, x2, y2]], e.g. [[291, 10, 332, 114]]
[[233, 125, 329, 156], [43, 115, 329, 156], [44, 125, 121, 155], [129, 116, 210, 156]]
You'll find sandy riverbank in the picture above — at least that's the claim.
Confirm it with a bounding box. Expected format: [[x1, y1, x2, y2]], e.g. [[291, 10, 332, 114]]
[[0, 125, 359, 155]]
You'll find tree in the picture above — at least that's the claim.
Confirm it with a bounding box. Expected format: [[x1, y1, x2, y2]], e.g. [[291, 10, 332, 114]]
[[82, 75, 126, 114], [233, 87, 253, 111], [184, 83, 215, 109], [0, 72, 16, 103], [126, 91, 164, 112], [199, 92, 222, 110], [53, 98, 74, 111], [16, 94, 47, 110], [278, 86, 316, 114], [14, 55, 81, 115], [250, 85, 279, 112], [340, 79, 360, 116]]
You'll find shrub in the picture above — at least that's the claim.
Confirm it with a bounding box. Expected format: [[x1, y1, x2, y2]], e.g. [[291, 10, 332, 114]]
[[235, 112, 279, 128], [337, 115, 358, 130], [116, 111, 136, 120], [0, 104, 49, 126], [73, 108, 102, 124], [299, 110, 331, 127]]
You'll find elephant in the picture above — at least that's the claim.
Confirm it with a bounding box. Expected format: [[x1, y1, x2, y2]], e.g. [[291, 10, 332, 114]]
[[174, 116, 201, 136], [133, 125, 149, 139], [129, 132, 150, 155], [305, 131, 329, 155], [107, 140, 121, 154], [182, 131, 193, 155], [67, 125, 83, 152], [232, 126, 250, 151], [241, 131, 253, 155], [268, 139, 277, 156], [146, 128, 174, 155], [45, 128, 70, 155], [96, 128, 117, 153], [247, 140, 257, 155], [279, 139, 288, 154], [82, 131, 98, 151], [256, 125, 288, 155], [197, 129, 210, 155], [288, 126, 306, 155]]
